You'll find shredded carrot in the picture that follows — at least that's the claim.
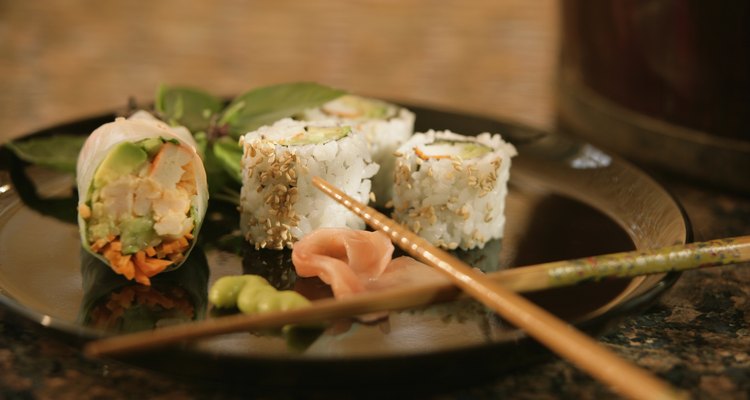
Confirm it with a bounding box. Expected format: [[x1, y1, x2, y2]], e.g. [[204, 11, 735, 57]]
[[134, 251, 172, 278], [134, 251, 146, 265], [414, 146, 452, 161], [120, 259, 135, 281], [90, 232, 192, 286], [161, 241, 176, 255], [133, 268, 150, 286], [109, 241, 122, 252], [78, 204, 91, 219], [155, 238, 190, 259], [90, 238, 109, 252]]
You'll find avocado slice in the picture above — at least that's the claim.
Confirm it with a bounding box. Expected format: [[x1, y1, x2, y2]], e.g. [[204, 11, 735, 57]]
[[322, 95, 394, 119], [278, 125, 351, 146], [93, 142, 148, 188], [417, 140, 493, 160], [120, 217, 158, 254], [138, 137, 164, 157]]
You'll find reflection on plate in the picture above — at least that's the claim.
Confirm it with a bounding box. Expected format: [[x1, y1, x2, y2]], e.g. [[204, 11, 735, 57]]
[[0, 105, 688, 392], [78, 248, 209, 333]]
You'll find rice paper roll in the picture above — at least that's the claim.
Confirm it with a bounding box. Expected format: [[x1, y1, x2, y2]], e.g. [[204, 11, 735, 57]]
[[298, 95, 414, 207], [76, 111, 209, 286], [392, 130, 517, 250]]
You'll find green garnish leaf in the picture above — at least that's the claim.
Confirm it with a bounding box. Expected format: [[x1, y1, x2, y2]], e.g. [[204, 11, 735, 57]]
[[213, 136, 243, 183], [155, 84, 223, 133], [195, 133, 234, 197], [4, 135, 86, 173], [218, 82, 345, 138], [4, 82, 348, 220]]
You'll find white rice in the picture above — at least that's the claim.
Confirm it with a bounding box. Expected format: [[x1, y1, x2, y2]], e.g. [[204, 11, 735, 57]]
[[299, 95, 415, 207], [239, 118, 378, 250], [392, 130, 517, 250]]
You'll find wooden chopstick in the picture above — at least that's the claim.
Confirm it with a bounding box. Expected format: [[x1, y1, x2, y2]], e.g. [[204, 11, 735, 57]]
[[83, 232, 748, 360], [311, 177, 688, 400], [497, 235, 750, 292], [82, 182, 749, 399]]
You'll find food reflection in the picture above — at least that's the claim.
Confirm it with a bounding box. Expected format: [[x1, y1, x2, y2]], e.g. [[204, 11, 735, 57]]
[[242, 246, 297, 291], [78, 246, 209, 333], [87, 284, 194, 332], [449, 238, 503, 273]]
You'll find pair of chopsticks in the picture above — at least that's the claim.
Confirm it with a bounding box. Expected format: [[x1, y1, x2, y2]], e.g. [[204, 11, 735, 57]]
[[85, 177, 749, 399]]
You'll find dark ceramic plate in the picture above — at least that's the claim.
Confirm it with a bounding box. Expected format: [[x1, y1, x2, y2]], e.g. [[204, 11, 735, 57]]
[[0, 105, 688, 393]]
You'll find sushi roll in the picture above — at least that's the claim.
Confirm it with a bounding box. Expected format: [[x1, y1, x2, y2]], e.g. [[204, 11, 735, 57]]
[[239, 118, 378, 250], [298, 94, 414, 207], [392, 130, 517, 250], [76, 111, 209, 286]]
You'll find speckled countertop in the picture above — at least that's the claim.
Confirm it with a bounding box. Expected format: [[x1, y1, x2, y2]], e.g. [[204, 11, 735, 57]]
[[1, 2, 748, 399]]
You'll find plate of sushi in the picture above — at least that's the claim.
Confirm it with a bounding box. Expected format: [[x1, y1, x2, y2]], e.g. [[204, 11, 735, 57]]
[[0, 83, 688, 391]]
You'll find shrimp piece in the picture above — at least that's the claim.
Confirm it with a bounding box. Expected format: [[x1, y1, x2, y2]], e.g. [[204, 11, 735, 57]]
[[149, 142, 194, 189]]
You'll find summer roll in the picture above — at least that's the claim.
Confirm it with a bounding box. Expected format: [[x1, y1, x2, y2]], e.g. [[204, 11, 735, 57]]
[[76, 111, 208, 285]]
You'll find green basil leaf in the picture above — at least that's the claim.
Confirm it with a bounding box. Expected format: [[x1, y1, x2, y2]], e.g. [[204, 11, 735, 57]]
[[219, 82, 345, 138], [199, 142, 234, 198], [213, 136, 243, 183], [155, 84, 223, 133], [5, 135, 86, 173]]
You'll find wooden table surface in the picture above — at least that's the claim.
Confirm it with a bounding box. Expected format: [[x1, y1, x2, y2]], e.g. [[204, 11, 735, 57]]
[[2, 2, 749, 399], [0, 0, 558, 141]]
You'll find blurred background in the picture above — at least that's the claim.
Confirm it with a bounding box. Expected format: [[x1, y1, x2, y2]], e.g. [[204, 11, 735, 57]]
[[5, 1, 747, 192], [0, 0, 558, 138]]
